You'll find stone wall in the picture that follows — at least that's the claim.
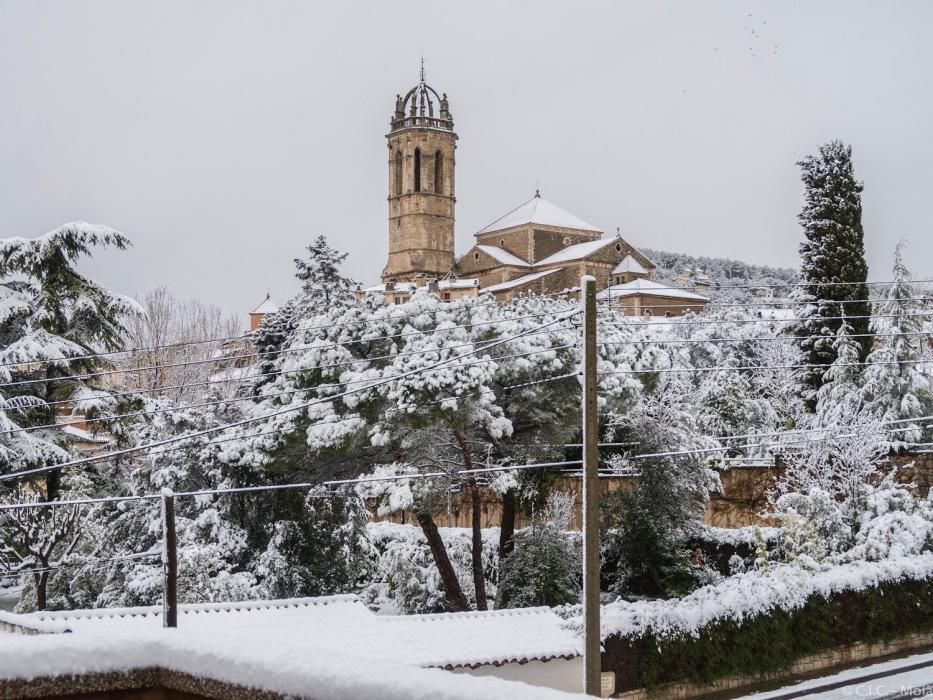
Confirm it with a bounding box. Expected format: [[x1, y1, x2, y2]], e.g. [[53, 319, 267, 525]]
[[370, 452, 933, 531], [613, 633, 933, 700]]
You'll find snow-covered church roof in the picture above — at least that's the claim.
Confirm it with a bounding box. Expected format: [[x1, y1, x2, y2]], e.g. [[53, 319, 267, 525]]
[[476, 192, 601, 235], [251, 294, 278, 314], [612, 255, 648, 275], [597, 278, 711, 302]]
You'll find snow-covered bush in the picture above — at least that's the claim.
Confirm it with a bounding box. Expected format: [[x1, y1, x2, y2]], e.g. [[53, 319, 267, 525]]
[[363, 522, 501, 614]]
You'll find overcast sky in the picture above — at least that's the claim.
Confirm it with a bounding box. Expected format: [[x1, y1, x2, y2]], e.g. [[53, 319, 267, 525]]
[[1, 1, 931, 324]]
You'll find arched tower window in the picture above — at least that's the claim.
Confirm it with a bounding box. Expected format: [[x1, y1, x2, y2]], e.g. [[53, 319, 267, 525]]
[[434, 151, 444, 194], [394, 151, 402, 196], [414, 148, 421, 193]]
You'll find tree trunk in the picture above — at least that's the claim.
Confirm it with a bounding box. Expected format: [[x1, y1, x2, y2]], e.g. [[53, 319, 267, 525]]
[[451, 429, 488, 611], [467, 477, 488, 610], [35, 571, 48, 611], [415, 510, 469, 612], [499, 489, 516, 561]]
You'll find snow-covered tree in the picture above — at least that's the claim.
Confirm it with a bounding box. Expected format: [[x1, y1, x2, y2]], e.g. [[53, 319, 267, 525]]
[[293, 235, 357, 308], [813, 315, 864, 428], [0, 223, 140, 609], [602, 374, 720, 597], [495, 491, 579, 609], [795, 141, 871, 409], [860, 243, 931, 448], [121, 286, 243, 404]]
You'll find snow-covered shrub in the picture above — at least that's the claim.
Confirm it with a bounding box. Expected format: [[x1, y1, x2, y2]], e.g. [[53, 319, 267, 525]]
[[256, 487, 373, 600], [496, 491, 580, 609], [847, 487, 933, 561], [363, 523, 501, 614], [775, 488, 851, 567]]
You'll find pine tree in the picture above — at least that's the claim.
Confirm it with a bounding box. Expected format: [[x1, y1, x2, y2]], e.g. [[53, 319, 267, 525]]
[[796, 141, 871, 409], [860, 243, 930, 448], [293, 235, 357, 308], [0, 223, 140, 609]]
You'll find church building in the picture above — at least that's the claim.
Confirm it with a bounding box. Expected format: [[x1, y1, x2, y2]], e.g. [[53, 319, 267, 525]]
[[359, 71, 705, 315]]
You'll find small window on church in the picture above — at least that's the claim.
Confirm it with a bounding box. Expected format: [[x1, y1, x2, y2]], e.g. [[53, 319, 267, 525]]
[[473, 252, 480, 262], [414, 148, 421, 193], [615, 243, 623, 252], [434, 151, 443, 194], [394, 151, 402, 196], [499, 239, 505, 247]]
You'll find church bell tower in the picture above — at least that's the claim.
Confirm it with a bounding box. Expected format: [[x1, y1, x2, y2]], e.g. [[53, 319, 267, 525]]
[[382, 69, 457, 283]]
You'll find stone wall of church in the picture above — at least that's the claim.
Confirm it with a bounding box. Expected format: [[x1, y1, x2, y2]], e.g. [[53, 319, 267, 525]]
[[528, 227, 601, 263], [475, 227, 533, 263]]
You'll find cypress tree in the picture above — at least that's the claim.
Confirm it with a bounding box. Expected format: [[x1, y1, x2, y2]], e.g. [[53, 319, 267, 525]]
[[795, 141, 870, 409]]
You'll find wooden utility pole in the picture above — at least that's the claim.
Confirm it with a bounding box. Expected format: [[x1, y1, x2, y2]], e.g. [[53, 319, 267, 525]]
[[161, 488, 178, 628], [581, 275, 601, 696]]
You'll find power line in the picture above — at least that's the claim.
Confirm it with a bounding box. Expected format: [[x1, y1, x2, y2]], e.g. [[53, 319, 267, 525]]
[[0, 326, 578, 391], [0, 459, 586, 512], [599, 356, 933, 377], [0, 312, 580, 483], [0, 304, 574, 372], [599, 278, 933, 294], [0, 551, 160, 581], [1, 342, 578, 437], [597, 329, 933, 348], [598, 309, 933, 328]]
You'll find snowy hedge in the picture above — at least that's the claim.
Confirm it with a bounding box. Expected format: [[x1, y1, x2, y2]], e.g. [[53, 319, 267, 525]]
[[566, 553, 933, 690]]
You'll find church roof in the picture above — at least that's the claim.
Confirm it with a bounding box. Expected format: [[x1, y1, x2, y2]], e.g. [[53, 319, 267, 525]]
[[476, 193, 602, 236], [612, 255, 648, 275], [482, 269, 561, 294], [251, 294, 278, 314], [534, 237, 618, 266], [597, 278, 710, 302], [473, 245, 531, 267]]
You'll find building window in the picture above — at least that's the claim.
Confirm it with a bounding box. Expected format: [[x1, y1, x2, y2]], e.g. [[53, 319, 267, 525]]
[[394, 151, 402, 196], [414, 148, 421, 193], [473, 252, 480, 262], [615, 243, 623, 252], [665, 311, 673, 318], [434, 151, 443, 194], [443, 292, 451, 302], [642, 309, 652, 317], [394, 296, 403, 305], [499, 238, 505, 247]]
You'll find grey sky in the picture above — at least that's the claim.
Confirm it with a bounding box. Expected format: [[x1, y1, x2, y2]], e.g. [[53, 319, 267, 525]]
[[1, 1, 931, 324]]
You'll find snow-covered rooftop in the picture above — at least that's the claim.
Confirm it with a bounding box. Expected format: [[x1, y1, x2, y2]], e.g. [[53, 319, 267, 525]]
[[476, 194, 601, 236], [359, 279, 480, 294], [473, 244, 531, 267], [534, 238, 618, 267], [251, 294, 278, 314], [58, 424, 110, 444], [597, 278, 711, 302], [612, 255, 648, 275], [0, 619, 580, 699], [27, 594, 582, 671], [482, 269, 561, 294]]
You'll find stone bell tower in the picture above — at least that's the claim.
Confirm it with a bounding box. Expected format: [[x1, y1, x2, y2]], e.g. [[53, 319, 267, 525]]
[[382, 69, 457, 283]]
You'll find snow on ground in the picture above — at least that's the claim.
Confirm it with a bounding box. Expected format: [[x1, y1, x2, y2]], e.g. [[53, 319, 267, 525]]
[[741, 650, 933, 699]]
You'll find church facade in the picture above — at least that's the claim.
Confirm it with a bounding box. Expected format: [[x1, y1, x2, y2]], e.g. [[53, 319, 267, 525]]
[[362, 73, 710, 312]]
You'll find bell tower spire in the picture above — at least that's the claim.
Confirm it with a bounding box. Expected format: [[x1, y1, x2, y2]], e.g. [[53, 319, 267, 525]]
[[382, 68, 457, 283]]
